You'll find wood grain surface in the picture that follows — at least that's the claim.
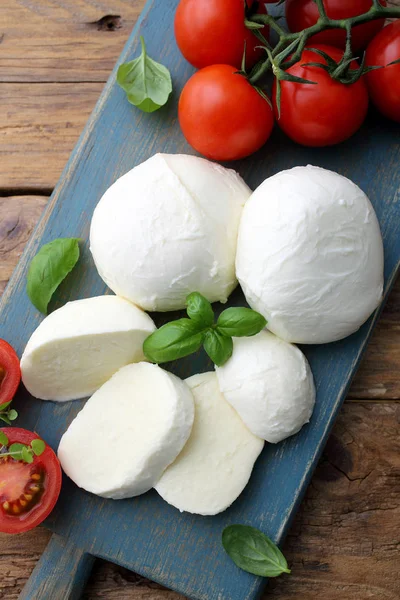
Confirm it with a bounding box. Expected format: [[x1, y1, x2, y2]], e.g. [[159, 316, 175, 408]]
[[0, 1, 399, 599]]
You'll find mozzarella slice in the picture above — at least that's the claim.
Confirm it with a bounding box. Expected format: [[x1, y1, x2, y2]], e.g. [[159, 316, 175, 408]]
[[20, 295, 155, 401], [90, 153, 251, 311], [215, 331, 315, 444], [236, 165, 384, 344], [155, 372, 264, 515], [58, 363, 194, 499]]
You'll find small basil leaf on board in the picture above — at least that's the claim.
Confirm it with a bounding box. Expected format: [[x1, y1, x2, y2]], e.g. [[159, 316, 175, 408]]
[[7, 409, 18, 421], [0, 431, 9, 446], [27, 238, 80, 314], [0, 416, 11, 425], [186, 292, 214, 327], [222, 525, 291, 578], [117, 36, 172, 113], [203, 330, 233, 367], [143, 318, 205, 363], [0, 400, 12, 412], [217, 307, 267, 338], [31, 439, 46, 456]]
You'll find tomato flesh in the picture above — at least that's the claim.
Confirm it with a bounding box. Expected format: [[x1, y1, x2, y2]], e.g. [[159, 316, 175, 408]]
[[365, 21, 400, 123], [273, 45, 369, 147], [174, 0, 269, 70], [0, 428, 61, 534], [285, 0, 386, 52], [0, 340, 21, 406], [179, 64, 274, 161]]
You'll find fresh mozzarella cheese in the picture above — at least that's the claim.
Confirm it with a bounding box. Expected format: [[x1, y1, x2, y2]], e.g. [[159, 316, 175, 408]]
[[236, 165, 384, 344], [20, 295, 155, 402], [155, 372, 264, 515], [90, 153, 251, 311], [58, 362, 194, 499], [215, 331, 315, 443]]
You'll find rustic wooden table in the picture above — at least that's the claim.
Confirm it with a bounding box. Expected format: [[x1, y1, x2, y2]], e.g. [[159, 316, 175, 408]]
[[0, 1, 399, 598]]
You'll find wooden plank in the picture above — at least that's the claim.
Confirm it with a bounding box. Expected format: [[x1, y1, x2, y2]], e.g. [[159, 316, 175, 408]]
[[0, 83, 102, 190], [0, 0, 142, 83], [0, 401, 397, 600]]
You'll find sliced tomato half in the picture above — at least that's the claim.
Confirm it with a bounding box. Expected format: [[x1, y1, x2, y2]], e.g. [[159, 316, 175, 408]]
[[0, 340, 21, 406], [0, 428, 62, 533]]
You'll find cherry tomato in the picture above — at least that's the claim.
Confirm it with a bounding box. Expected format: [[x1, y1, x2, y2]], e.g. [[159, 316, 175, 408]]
[[0, 340, 21, 407], [174, 0, 269, 70], [179, 64, 274, 161], [365, 21, 400, 123], [285, 0, 386, 52], [0, 428, 62, 533], [272, 45, 368, 147]]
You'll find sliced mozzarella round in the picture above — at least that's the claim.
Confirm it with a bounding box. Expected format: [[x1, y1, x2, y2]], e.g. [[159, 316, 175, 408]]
[[236, 165, 384, 344], [58, 362, 194, 499], [155, 372, 264, 515], [90, 153, 251, 311], [20, 296, 155, 401], [215, 331, 315, 444]]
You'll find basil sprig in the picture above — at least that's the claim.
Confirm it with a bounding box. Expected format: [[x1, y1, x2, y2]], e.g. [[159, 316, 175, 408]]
[[0, 400, 18, 425], [117, 36, 172, 113], [222, 525, 290, 578], [0, 431, 45, 464], [27, 238, 80, 314], [143, 292, 267, 367]]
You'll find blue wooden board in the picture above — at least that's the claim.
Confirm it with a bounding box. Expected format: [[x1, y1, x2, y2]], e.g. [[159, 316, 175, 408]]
[[1, 1, 399, 598]]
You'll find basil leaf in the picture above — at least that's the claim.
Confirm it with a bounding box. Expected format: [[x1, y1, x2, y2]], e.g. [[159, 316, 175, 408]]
[[9, 443, 24, 460], [7, 409, 18, 421], [143, 318, 205, 363], [117, 36, 172, 113], [0, 416, 11, 425], [27, 238, 80, 314], [217, 307, 267, 338], [186, 292, 214, 327], [0, 400, 12, 412], [222, 525, 290, 578], [31, 439, 46, 456], [203, 329, 233, 367], [0, 431, 9, 446], [21, 446, 33, 464]]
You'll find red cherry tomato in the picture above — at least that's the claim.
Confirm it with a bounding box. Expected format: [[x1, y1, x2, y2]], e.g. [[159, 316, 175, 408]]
[[179, 64, 274, 161], [272, 45, 368, 147], [0, 340, 21, 406], [0, 428, 62, 533], [285, 0, 386, 52], [174, 0, 269, 70], [365, 21, 400, 123]]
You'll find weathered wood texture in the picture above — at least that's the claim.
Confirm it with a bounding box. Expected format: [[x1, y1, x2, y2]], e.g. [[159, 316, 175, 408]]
[[0, 402, 398, 599], [0, 0, 399, 598]]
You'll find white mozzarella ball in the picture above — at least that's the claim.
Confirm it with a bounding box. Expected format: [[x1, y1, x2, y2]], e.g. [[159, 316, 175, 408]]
[[58, 363, 194, 499], [215, 331, 315, 444], [236, 165, 384, 344], [20, 296, 155, 401], [90, 153, 251, 311], [155, 372, 263, 515]]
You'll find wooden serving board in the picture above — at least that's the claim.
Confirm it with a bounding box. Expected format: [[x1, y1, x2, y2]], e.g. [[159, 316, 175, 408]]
[[0, 1, 399, 598]]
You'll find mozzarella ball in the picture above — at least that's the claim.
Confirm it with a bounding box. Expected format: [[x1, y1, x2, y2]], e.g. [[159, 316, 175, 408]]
[[58, 363, 194, 499], [90, 153, 251, 311], [236, 165, 384, 344], [20, 296, 155, 401], [215, 331, 315, 443], [155, 372, 263, 515]]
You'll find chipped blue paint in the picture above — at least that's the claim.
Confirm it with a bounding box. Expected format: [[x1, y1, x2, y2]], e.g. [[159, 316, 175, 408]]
[[0, 0, 399, 598]]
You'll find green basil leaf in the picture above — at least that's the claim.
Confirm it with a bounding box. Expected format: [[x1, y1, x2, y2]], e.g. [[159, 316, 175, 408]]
[[31, 439, 46, 456], [9, 443, 24, 460], [0, 431, 9, 446], [143, 318, 205, 363], [21, 446, 34, 464], [0, 416, 11, 425], [203, 330, 233, 367], [217, 307, 267, 338], [0, 400, 12, 412], [27, 238, 80, 314], [222, 525, 290, 578], [117, 36, 172, 113], [7, 409, 18, 421], [186, 292, 214, 328]]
